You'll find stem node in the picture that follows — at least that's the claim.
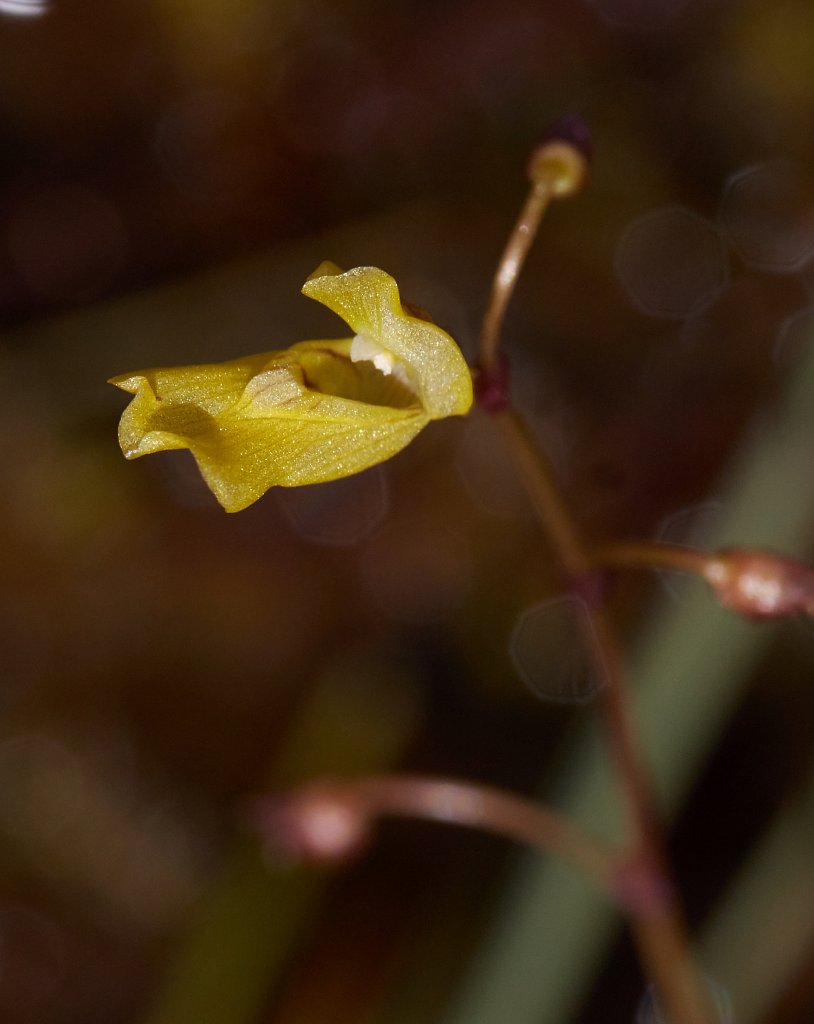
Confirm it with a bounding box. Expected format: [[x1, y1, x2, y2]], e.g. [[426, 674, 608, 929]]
[[473, 354, 511, 413]]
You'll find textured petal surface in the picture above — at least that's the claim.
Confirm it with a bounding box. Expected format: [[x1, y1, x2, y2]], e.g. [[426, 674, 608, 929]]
[[110, 339, 427, 512], [302, 265, 473, 419], [111, 266, 472, 511]]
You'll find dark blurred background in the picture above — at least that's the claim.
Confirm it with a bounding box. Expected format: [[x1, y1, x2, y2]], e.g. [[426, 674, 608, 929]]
[[1, 1, 814, 1022]]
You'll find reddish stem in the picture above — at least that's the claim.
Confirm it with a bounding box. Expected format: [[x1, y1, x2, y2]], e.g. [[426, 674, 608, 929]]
[[476, 136, 716, 1024], [275, 775, 617, 891]]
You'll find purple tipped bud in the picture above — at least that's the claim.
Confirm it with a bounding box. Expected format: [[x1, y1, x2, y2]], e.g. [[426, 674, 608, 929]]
[[526, 119, 590, 197], [538, 115, 593, 164]]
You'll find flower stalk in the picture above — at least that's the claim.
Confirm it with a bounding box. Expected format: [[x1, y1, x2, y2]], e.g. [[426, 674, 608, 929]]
[[596, 541, 814, 620], [255, 775, 616, 893], [476, 124, 717, 1024], [479, 124, 589, 374]]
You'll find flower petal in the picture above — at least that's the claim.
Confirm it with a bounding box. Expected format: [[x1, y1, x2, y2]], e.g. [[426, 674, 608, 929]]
[[110, 340, 428, 512], [302, 265, 473, 419]]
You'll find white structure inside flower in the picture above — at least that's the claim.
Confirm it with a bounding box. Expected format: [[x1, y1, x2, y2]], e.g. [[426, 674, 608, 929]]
[[350, 332, 415, 391]]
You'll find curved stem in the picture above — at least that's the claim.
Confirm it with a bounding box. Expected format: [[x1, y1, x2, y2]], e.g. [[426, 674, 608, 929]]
[[476, 154, 716, 1020], [597, 542, 814, 620], [349, 775, 616, 892], [492, 408, 591, 577], [479, 137, 587, 373], [492, 405, 715, 1024], [479, 181, 556, 373], [489, 413, 674, 858], [595, 541, 712, 577]]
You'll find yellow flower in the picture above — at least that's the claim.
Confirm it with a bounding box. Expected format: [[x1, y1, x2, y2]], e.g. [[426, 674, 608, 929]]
[[109, 264, 473, 512]]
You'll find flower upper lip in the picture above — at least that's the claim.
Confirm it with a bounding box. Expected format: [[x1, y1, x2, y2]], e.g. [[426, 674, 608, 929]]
[[301, 263, 473, 419]]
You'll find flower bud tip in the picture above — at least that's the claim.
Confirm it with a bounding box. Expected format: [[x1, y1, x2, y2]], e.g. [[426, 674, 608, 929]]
[[527, 117, 591, 197], [703, 547, 814, 621], [539, 116, 593, 162], [250, 788, 372, 864]]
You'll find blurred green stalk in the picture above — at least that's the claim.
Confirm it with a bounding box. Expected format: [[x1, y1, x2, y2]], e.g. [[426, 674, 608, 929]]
[[700, 760, 814, 1022], [141, 659, 418, 1024]]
